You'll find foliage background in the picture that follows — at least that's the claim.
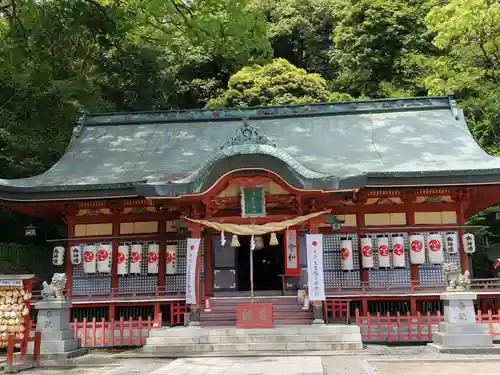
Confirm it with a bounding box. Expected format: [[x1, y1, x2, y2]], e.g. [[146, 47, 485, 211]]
[[0, 0, 499, 274]]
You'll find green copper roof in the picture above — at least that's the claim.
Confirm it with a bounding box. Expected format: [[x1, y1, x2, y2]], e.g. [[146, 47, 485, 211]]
[[1, 96, 499, 201]]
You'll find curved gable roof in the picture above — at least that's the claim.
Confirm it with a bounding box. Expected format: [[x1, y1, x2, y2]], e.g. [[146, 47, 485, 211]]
[[1, 96, 500, 201]]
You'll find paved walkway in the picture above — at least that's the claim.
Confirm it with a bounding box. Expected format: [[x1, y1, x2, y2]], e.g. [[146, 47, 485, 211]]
[[18, 349, 500, 375]]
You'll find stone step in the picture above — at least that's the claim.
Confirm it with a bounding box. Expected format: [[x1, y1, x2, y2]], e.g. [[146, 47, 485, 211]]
[[142, 341, 363, 354], [149, 325, 360, 337], [146, 333, 363, 345]]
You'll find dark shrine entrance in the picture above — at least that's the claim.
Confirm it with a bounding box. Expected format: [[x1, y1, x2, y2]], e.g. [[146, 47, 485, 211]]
[[237, 234, 284, 291]]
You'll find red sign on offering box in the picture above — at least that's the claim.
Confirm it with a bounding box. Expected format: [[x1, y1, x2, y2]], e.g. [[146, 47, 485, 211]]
[[236, 303, 273, 329]]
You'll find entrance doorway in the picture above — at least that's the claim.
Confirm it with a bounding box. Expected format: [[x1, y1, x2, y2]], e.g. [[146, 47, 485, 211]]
[[237, 234, 284, 291]]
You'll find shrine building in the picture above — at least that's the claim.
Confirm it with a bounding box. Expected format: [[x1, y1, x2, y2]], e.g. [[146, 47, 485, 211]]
[[1, 95, 499, 326]]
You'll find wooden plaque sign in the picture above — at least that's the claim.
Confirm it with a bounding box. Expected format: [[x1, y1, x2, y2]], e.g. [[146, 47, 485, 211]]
[[240, 186, 266, 218], [236, 303, 273, 328]]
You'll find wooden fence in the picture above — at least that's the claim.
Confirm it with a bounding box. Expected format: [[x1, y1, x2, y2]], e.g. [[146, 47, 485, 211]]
[[25, 309, 500, 348]]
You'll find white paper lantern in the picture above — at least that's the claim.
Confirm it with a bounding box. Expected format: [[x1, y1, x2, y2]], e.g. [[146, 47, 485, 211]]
[[340, 238, 354, 271], [445, 232, 458, 254], [96, 244, 112, 273], [130, 244, 142, 274], [52, 246, 64, 266], [463, 233, 476, 254], [147, 243, 160, 274], [70, 245, 82, 265], [360, 236, 374, 269], [166, 244, 178, 275], [117, 245, 130, 276], [377, 236, 391, 268], [409, 234, 425, 264], [83, 245, 97, 274], [392, 235, 406, 268], [426, 233, 444, 264]]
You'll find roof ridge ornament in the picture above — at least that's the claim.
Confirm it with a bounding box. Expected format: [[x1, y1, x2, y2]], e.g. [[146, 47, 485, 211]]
[[220, 118, 276, 150]]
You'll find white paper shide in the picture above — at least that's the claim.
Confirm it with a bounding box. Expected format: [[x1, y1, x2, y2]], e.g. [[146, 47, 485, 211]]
[[306, 234, 325, 301], [186, 238, 201, 305], [426, 233, 444, 264], [392, 235, 406, 268], [340, 238, 354, 271], [360, 236, 374, 268], [409, 234, 425, 264]]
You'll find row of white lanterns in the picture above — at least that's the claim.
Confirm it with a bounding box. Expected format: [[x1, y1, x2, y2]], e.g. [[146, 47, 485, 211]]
[[52, 243, 179, 275], [340, 232, 475, 271]]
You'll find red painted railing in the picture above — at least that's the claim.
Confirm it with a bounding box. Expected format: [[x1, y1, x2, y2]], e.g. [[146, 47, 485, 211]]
[[5, 332, 41, 373], [355, 310, 443, 342]]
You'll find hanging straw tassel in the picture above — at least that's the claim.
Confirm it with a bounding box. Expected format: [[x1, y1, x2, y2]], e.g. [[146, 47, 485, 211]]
[[250, 235, 256, 251], [269, 232, 279, 246], [221, 230, 226, 246], [231, 235, 241, 247]]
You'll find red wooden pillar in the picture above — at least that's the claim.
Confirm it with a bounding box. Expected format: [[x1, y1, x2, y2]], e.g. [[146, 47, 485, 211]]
[[109, 304, 116, 321], [457, 201, 469, 273], [111, 216, 120, 296], [204, 232, 213, 296], [65, 216, 75, 296], [410, 297, 417, 315], [356, 209, 368, 285], [158, 217, 166, 294]]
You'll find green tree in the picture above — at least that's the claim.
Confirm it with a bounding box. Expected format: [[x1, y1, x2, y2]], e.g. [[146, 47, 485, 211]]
[[206, 58, 353, 108], [423, 0, 500, 154], [329, 0, 438, 98], [251, 0, 337, 78]]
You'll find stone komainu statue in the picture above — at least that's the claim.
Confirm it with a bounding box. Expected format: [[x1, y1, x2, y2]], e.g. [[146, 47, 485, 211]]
[[41, 273, 67, 301]]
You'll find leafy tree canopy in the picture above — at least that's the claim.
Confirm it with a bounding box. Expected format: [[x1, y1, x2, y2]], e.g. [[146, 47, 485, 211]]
[[206, 58, 353, 108]]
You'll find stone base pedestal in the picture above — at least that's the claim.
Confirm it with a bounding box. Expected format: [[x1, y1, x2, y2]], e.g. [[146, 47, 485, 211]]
[[33, 300, 87, 361], [428, 292, 494, 354]]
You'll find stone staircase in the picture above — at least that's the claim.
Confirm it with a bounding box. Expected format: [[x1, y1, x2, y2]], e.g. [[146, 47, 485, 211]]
[[141, 325, 364, 356], [201, 297, 313, 326]]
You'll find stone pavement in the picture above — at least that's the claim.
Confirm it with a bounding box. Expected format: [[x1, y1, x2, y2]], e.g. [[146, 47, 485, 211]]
[[17, 348, 500, 375]]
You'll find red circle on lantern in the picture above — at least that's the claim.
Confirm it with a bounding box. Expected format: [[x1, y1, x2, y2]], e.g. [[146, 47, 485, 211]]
[[117, 252, 125, 264], [166, 252, 174, 264], [148, 252, 158, 263], [341, 248, 350, 260], [379, 244, 389, 256], [190, 245, 195, 251], [362, 246, 372, 257], [97, 249, 109, 262], [83, 251, 94, 262], [429, 239, 441, 252], [393, 244, 403, 256], [411, 240, 423, 252], [131, 252, 140, 263], [312, 241, 318, 247]]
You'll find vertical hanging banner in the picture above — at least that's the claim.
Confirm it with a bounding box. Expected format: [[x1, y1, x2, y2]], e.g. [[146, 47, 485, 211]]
[[285, 230, 300, 274], [97, 244, 112, 273], [306, 234, 325, 301], [129, 244, 142, 274], [186, 238, 201, 305]]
